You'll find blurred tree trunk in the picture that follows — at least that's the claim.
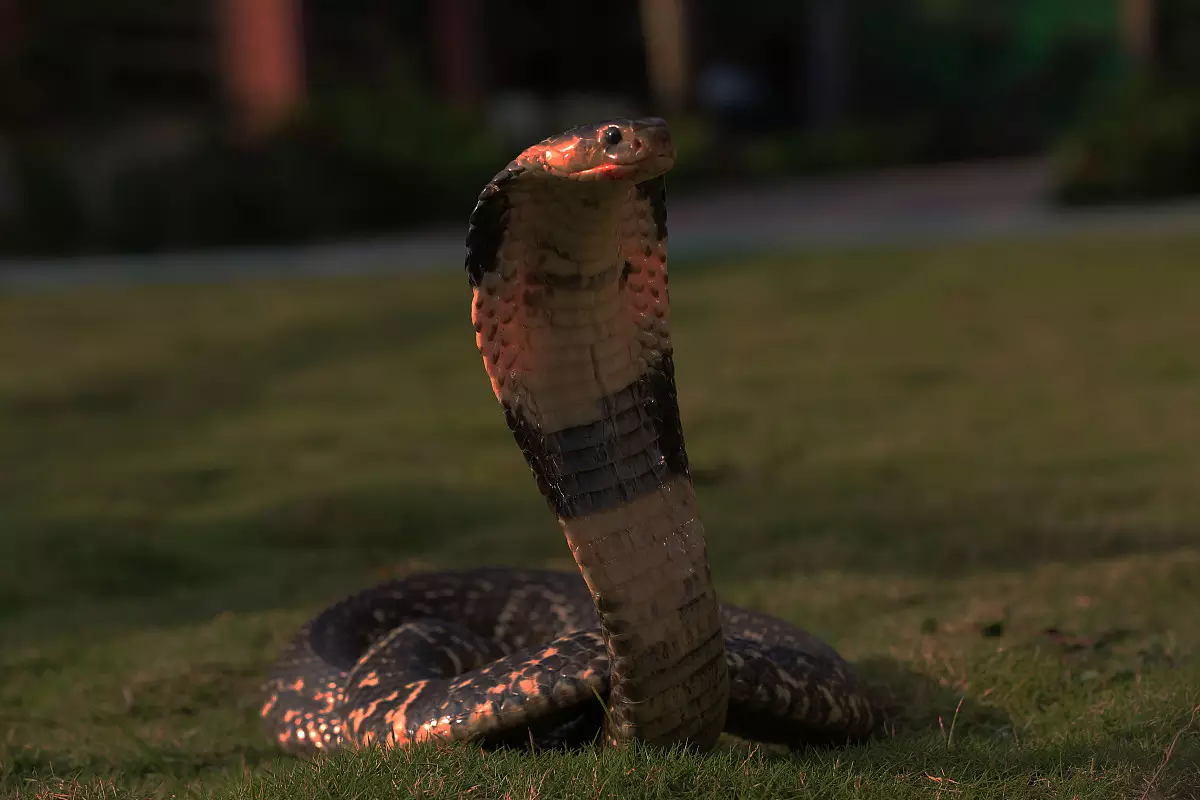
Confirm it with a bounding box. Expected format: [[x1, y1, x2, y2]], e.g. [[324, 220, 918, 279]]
[[1121, 0, 1156, 69], [216, 0, 305, 139], [639, 0, 688, 114], [805, 0, 847, 130]]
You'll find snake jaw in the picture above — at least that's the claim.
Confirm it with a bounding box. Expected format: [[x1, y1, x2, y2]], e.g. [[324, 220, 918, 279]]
[[570, 154, 676, 182]]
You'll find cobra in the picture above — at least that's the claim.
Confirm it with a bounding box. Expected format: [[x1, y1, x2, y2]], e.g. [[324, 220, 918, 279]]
[[261, 118, 877, 755]]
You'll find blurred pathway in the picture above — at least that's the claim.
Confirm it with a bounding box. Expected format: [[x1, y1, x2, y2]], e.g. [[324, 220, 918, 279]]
[[3, 157, 1199, 291]]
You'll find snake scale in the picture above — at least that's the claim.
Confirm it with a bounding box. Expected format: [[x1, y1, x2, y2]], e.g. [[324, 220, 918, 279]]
[[261, 118, 877, 755]]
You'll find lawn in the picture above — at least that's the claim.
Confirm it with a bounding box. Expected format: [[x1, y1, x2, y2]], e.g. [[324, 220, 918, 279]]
[[2, 231, 1200, 799]]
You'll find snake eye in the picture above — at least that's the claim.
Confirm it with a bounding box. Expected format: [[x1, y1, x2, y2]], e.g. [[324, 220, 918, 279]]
[[603, 126, 623, 146]]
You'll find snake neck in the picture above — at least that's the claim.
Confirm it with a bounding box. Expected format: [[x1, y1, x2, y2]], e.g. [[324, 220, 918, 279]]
[[473, 178, 730, 748], [565, 475, 729, 748]]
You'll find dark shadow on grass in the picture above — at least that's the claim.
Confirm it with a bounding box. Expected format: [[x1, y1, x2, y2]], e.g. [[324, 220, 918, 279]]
[[3, 295, 461, 430], [698, 470, 1200, 582], [855, 657, 1014, 744], [0, 481, 558, 642], [7, 465, 1200, 644], [714, 656, 1196, 793]]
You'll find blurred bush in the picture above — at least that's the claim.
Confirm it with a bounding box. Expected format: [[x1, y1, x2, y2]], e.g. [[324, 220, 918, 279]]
[[1055, 80, 1200, 205], [0, 140, 89, 255], [665, 115, 937, 189], [850, 1, 1123, 161], [1053, 0, 1200, 205], [106, 75, 506, 252], [740, 123, 932, 177], [0, 73, 508, 256]]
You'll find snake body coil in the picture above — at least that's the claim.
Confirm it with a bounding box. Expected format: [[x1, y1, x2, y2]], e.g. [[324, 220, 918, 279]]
[[262, 118, 877, 754]]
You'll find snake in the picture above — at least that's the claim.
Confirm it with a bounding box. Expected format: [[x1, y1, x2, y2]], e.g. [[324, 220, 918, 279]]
[[260, 118, 877, 756]]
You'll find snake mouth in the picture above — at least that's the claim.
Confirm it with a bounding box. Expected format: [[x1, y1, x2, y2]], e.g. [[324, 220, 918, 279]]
[[571, 153, 676, 181]]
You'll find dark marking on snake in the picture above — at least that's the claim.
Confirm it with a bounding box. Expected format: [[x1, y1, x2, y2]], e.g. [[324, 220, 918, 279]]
[[521, 287, 544, 310], [636, 176, 668, 241], [465, 165, 524, 287], [647, 354, 689, 477], [527, 266, 616, 290], [535, 241, 574, 264], [501, 369, 685, 519]]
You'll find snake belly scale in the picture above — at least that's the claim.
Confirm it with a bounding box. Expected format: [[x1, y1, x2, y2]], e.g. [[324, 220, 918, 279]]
[[261, 118, 877, 756]]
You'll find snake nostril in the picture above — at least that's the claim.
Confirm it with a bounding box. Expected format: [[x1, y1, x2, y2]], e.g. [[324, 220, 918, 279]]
[[632, 138, 644, 151]]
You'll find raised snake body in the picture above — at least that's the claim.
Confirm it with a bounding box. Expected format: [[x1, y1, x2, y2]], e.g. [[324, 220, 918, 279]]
[[261, 118, 876, 755]]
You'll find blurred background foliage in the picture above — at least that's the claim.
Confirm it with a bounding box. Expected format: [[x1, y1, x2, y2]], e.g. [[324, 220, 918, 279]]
[[1055, 0, 1200, 204], [102, 73, 506, 252], [0, 0, 1196, 256]]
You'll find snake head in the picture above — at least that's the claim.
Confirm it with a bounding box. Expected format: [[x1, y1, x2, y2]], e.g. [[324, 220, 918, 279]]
[[523, 118, 675, 182]]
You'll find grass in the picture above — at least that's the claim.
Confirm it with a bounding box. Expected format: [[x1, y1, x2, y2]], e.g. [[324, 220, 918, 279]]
[[3, 230, 1200, 798]]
